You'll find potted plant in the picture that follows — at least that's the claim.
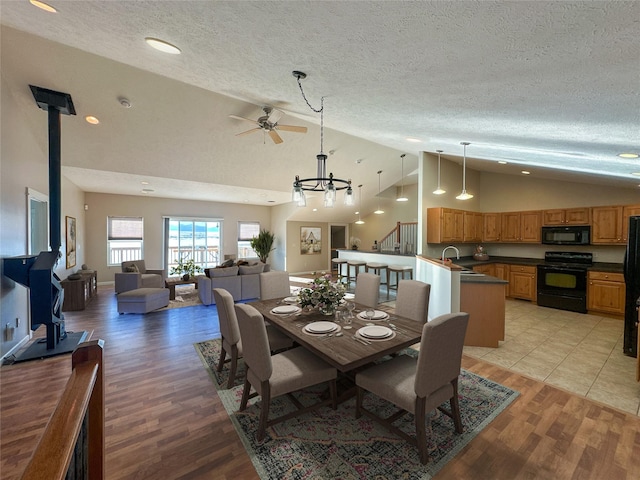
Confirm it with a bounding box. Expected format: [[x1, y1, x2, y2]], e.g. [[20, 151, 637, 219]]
[[170, 257, 202, 281], [250, 229, 276, 265]]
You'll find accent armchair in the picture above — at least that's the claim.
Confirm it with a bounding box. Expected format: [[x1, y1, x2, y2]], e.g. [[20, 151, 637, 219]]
[[115, 260, 164, 294]]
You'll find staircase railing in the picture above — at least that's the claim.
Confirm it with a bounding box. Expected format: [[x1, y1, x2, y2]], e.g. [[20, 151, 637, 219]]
[[21, 340, 105, 480], [379, 222, 418, 254]]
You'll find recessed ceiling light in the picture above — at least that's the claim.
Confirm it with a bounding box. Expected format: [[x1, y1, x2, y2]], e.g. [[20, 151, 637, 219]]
[[355, 211, 360, 215], [312, 208, 318, 212], [498, 161, 508, 165], [618, 153, 639, 159], [85, 116, 99, 125], [406, 137, 421, 143], [30, 0, 57, 13], [145, 37, 181, 54], [141, 181, 149, 185], [521, 170, 531, 175]]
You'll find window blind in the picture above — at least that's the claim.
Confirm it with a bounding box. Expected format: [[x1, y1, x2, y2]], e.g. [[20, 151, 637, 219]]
[[238, 222, 260, 241], [108, 217, 143, 240]]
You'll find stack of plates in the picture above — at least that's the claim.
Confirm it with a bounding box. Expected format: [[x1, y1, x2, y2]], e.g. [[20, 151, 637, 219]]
[[356, 310, 389, 321], [283, 296, 299, 304], [270, 305, 301, 315], [304, 321, 338, 334], [357, 325, 393, 340]]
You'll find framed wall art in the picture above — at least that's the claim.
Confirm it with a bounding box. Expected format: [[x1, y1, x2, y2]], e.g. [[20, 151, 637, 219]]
[[66, 215, 76, 269], [300, 226, 321, 255]]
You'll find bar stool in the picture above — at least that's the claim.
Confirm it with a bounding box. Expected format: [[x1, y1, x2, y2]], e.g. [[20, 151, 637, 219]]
[[346, 260, 367, 286], [366, 262, 388, 284], [332, 258, 347, 282], [387, 265, 414, 297]]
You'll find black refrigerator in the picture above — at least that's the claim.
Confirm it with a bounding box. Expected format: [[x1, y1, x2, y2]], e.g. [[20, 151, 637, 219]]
[[623, 215, 640, 357]]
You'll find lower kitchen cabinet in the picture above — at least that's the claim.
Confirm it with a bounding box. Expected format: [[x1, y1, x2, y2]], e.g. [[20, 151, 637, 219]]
[[494, 263, 509, 297], [509, 265, 536, 301], [587, 271, 626, 316], [473, 264, 496, 276]]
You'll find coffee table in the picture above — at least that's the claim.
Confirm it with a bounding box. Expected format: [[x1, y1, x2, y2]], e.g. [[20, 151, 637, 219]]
[[164, 276, 203, 300]]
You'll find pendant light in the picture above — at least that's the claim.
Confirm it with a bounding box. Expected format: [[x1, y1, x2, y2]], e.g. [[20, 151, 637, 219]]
[[456, 142, 474, 200], [355, 184, 365, 224], [396, 154, 408, 202], [374, 170, 384, 214], [433, 149, 446, 195]]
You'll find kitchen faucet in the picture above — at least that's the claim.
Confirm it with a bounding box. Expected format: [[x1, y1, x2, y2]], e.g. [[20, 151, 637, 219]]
[[441, 245, 460, 262]]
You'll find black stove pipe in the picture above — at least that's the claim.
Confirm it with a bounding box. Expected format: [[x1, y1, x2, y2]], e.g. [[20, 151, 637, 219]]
[[48, 106, 62, 252]]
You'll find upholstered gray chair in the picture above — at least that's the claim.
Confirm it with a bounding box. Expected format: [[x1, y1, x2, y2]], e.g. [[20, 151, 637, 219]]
[[354, 272, 380, 308], [355, 312, 470, 464], [213, 288, 293, 389], [259, 270, 291, 300], [395, 280, 431, 324], [235, 303, 338, 441], [115, 260, 164, 293]]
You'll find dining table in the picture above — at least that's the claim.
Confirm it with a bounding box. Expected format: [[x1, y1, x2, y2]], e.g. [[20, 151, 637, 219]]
[[247, 298, 424, 373]]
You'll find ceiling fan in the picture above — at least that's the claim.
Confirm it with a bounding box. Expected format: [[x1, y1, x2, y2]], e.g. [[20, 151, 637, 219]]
[[229, 107, 307, 144]]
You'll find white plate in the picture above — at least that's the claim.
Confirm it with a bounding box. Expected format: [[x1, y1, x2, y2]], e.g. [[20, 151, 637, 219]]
[[271, 305, 300, 314], [283, 296, 299, 304], [304, 321, 338, 334], [357, 310, 389, 321], [358, 325, 393, 339]]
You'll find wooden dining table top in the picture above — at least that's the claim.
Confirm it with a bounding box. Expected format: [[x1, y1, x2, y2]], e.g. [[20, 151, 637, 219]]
[[247, 298, 423, 372]]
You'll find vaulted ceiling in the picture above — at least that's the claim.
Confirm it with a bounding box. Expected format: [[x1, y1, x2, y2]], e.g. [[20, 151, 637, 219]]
[[2, 1, 638, 222]]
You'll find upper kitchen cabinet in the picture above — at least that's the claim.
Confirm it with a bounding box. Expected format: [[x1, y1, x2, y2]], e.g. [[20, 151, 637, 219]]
[[592, 206, 624, 244], [623, 205, 640, 243], [501, 211, 542, 243], [482, 213, 501, 242], [542, 207, 591, 226], [463, 211, 483, 243], [427, 208, 464, 243]]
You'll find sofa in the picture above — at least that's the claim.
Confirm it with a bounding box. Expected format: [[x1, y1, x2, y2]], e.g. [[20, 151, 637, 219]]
[[198, 262, 266, 305], [115, 260, 165, 294]]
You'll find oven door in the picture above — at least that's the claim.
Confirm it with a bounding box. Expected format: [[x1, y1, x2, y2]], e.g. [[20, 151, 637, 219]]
[[536, 265, 588, 313]]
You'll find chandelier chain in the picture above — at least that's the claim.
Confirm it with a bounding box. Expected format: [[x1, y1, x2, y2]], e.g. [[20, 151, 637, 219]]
[[295, 75, 324, 153]]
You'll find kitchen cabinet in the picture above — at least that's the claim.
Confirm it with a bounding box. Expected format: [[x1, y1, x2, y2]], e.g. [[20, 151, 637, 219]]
[[623, 205, 640, 243], [501, 211, 542, 243], [427, 208, 464, 243], [482, 213, 501, 242], [509, 265, 536, 301], [494, 263, 509, 297], [542, 207, 591, 225], [592, 206, 624, 244], [587, 271, 626, 316], [460, 281, 506, 348], [473, 264, 496, 276], [463, 211, 483, 243]]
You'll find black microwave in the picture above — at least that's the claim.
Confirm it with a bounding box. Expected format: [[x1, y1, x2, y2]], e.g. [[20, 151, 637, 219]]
[[541, 225, 590, 245]]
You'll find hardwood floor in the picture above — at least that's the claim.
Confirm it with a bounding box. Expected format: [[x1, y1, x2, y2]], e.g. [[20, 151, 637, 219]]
[[2, 285, 640, 479]]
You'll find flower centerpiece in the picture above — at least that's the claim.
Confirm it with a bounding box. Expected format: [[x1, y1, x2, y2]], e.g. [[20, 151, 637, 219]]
[[297, 273, 346, 316], [170, 257, 202, 281], [350, 236, 361, 250]]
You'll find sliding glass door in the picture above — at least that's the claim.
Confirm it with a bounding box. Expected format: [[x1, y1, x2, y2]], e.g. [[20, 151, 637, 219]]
[[166, 218, 221, 274]]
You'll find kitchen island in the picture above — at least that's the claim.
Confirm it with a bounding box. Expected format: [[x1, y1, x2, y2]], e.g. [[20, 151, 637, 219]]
[[459, 273, 508, 348]]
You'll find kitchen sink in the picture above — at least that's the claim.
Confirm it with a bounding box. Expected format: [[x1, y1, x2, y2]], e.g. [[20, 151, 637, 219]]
[[460, 270, 485, 276]]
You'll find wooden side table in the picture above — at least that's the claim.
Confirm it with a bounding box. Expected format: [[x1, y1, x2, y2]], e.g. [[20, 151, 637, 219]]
[[164, 276, 202, 300], [61, 271, 97, 311]]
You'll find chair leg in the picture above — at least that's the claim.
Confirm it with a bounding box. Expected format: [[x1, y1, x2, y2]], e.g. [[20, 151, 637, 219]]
[[355, 386, 364, 418], [450, 378, 464, 434], [227, 344, 239, 389], [257, 381, 271, 442], [216, 347, 227, 373], [239, 376, 251, 412], [415, 397, 429, 464]]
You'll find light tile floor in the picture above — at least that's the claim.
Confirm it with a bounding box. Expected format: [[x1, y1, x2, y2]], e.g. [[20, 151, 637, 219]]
[[462, 299, 640, 415]]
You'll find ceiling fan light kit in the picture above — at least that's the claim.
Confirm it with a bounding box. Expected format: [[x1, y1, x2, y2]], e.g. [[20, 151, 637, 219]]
[[456, 142, 474, 200], [433, 149, 446, 195], [290, 70, 352, 207]]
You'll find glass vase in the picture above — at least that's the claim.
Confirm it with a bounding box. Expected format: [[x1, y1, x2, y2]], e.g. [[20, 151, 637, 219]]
[[319, 304, 336, 316]]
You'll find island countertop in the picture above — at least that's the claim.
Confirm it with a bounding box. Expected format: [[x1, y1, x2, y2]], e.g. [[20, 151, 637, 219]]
[[336, 249, 415, 257]]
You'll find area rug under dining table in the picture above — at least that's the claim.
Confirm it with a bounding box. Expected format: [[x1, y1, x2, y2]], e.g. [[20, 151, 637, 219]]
[[195, 338, 519, 479]]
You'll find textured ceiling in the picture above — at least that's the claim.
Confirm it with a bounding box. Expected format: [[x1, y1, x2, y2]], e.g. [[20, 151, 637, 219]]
[[1, 0, 639, 222]]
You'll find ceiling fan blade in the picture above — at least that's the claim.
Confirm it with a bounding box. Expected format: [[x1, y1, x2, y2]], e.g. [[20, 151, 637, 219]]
[[269, 130, 284, 144], [276, 125, 308, 133], [266, 108, 283, 125], [229, 114, 259, 125], [236, 127, 262, 137]]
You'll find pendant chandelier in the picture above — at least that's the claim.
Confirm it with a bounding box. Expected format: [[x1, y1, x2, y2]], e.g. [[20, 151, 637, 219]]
[[456, 142, 474, 200], [291, 71, 353, 208], [433, 149, 446, 195], [374, 170, 384, 214], [396, 154, 408, 202], [355, 184, 365, 224]]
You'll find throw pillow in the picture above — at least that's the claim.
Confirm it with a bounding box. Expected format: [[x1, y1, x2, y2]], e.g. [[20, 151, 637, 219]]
[[125, 263, 139, 273], [238, 263, 265, 275], [221, 259, 234, 268]]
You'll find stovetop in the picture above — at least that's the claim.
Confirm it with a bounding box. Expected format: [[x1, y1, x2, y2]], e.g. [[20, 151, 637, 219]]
[[543, 251, 593, 268]]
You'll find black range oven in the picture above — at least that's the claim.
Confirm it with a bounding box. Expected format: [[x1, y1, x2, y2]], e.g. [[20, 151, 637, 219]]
[[537, 251, 593, 314]]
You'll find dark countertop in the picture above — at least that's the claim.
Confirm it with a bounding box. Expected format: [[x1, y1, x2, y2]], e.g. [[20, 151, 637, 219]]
[[460, 274, 508, 285], [337, 249, 416, 257], [452, 256, 623, 274]]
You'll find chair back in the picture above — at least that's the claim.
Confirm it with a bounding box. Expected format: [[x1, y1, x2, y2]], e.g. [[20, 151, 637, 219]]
[[414, 312, 469, 398], [395, 280, 431, 324], [235, 304, 273, 381], [212, 288, 240, 347], [354, 272, 380, 308], [259, 271, 291, 300], [121, 259, 146, 274]]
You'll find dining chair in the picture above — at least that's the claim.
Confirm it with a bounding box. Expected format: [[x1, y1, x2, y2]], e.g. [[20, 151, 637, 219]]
[[354, 272, 380, 308], [355, 312, 470, 464], [213, 288, 293, 389], [235, 303, 338, 442], [395, 280, 431, 324], [259, 270, 291, 300]]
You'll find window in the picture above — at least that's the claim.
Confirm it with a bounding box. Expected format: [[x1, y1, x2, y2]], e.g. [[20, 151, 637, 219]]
[[238, 221, 260, 259], [166, 218, 221, 274], [108, 216, 143, 266]]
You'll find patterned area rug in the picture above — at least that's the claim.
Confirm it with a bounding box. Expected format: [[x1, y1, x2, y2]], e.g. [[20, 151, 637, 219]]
[[194, 338, 519, 479], [162, 285, 202, 310]]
